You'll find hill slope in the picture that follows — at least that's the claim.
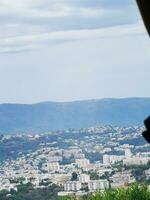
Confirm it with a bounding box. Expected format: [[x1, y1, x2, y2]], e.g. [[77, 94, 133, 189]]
[[0, 98, 150, 133]]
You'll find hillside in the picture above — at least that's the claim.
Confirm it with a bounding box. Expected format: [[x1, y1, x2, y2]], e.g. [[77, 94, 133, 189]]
[[0, 98, 150, 133]]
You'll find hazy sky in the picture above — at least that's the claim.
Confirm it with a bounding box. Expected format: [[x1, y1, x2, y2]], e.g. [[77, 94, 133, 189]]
[[0, 0, 150, 103]]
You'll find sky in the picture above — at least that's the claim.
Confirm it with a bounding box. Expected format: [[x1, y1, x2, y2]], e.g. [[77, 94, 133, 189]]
[[0, 0, 150, 104]]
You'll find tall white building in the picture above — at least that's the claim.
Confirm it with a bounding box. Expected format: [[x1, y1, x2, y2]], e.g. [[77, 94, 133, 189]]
[[103, 155, 110, 165], [125, 149, 132, 158], [64, 181, 82, 191], [88, 180, 109, 191], [75, 159, 90, 168], [103, 155, 124, 165], [79, 174, 90, 183], [47, 162, 60, 172]]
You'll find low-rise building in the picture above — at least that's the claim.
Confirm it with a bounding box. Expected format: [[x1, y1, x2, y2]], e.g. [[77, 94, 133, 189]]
[[123, 157, 149, 166], [110, 171, 135, 189], [88, 180, 109, 191]]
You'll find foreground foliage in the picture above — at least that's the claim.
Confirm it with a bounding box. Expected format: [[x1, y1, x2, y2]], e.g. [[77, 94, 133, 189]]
[[61, 183, 150, 200], [0, 182, 150, 200], [0, 183, 62, 200]]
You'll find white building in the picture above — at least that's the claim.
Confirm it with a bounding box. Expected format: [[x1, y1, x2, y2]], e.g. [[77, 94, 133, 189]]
[[139, 152, 150, 158], [58, 191, 74, 197], [79, 174, 90, 183], [123, 157, 149, 166], [88, 180, 109, 191], [125, 149, 132, 158], [110, 171, 135, 188], [44, 162, 60, 172], [64, 181, 82, 191], [145, 169, 150, 179], [103, 155, 124, 165], [103, 155, 110, 165], [75, 159, 90, 168]]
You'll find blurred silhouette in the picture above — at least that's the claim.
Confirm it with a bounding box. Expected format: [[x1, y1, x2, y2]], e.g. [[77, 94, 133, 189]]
[[143, 116, 150, 143], [136, 0, 150, 36], [136, 1, 150, 143]]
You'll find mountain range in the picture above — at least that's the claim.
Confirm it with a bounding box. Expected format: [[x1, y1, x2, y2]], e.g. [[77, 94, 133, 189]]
[[0, 98, 150, 134]]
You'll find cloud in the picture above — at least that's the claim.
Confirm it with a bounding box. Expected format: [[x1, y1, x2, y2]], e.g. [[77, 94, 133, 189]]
[[0, 0, 111, 20], [0, 22, 146, 54], [0, 0, 139, 27], [0, 0, 142, 54]]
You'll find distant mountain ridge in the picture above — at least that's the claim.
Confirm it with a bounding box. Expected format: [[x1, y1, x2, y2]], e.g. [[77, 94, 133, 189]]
[[0, 98, 150, 134]]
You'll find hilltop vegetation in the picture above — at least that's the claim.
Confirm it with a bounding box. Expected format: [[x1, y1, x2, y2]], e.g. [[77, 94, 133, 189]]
[[0, 98, 150, 133]]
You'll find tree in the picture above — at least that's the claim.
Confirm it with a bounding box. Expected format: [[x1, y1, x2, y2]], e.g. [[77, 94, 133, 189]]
[[89, 172, 99, 180], [71, 172, 78, 181]]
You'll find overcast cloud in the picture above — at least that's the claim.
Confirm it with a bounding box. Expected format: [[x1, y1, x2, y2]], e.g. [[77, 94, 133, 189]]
[[0, 0, 140, 53], [0, 0, 150, 103]]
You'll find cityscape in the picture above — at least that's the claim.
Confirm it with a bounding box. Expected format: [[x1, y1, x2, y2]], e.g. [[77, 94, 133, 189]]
[[0, 0, 150, 199], [0, 125, 150, 198]]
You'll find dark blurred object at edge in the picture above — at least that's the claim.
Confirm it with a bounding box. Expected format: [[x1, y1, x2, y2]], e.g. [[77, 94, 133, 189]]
[[136, 1, 150, 143], [136, 0, 150, 36], [143, 116, 150, 143]]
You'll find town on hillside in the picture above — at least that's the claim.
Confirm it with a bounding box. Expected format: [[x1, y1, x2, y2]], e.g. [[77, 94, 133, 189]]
[[0, 125, 150, 197]]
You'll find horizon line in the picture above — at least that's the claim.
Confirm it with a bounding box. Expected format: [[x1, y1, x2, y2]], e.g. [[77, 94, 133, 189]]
[[0, 97, 150, 105]]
